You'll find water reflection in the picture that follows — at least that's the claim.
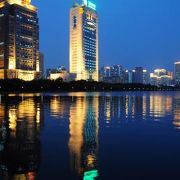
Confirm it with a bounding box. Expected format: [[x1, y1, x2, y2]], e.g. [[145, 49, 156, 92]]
[[0, 92, 179, 179], [150, 95, 172, 118], [173, 96, 180, 129], [68, 96, 99, 178], [0, 97, 43, 179]]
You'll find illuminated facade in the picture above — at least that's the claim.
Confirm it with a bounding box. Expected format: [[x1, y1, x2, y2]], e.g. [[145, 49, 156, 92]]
[[69, 0, 99, 81], [0, 0, 40, 81], [150, 69, 173, 86], [175, 61, 180, 85]]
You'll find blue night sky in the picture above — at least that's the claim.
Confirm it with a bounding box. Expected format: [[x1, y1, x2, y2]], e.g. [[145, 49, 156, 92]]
[[33, 0, 180, 71]]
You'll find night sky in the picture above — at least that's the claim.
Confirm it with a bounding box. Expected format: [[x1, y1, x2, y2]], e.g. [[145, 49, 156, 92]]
[[33, 0, 180, 71]]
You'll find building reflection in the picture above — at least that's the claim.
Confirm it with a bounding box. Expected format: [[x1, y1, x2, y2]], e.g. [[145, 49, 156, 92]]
[[0, 92, 179, 179], [0, 96, 43, 179], [150, 95, 172, 118], [173, 96, 180, 129], [97, 93, 179, 128], [68, 96, 99, 178], [49, 96, 70, 119]]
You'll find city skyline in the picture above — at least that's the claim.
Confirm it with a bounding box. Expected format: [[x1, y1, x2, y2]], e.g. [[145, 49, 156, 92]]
[[35, 0, 180, 71]]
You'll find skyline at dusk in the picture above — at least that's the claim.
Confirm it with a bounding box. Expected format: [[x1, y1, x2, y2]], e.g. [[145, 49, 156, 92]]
[[1, 1, 180, 180], [35, 0, 180, 71]]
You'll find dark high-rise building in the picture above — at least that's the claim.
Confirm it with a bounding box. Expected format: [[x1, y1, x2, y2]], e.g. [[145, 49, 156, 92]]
[[0, 0, 40, 81], [175, 61, 180, 85], [143, 69, 150, 84], [134, 67, 143, 84]]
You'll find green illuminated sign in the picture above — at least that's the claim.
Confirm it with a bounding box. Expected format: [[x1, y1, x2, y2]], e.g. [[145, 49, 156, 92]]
[[83, 0, 96, 10], [83, 170, 98, 180], [83, 0, 88, 5]]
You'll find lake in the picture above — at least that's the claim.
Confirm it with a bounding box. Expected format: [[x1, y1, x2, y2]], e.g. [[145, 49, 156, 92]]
[[0, 92, 180, 180]]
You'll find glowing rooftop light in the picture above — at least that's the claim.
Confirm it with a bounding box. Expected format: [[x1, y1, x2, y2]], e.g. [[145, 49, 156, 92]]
[[83, 0, 96, 10], [175, 61, 180, 65], [83, 0, 88, 5]]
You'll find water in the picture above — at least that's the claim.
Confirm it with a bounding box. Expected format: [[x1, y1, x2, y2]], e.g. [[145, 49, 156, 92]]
[[0, 92, 180, 180]]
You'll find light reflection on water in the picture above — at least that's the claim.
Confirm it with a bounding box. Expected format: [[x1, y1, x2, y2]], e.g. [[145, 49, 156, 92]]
[[0, 92, 179, 179]]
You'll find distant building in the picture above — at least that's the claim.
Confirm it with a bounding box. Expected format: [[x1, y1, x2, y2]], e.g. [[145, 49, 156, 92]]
[[69, 0, 99, 81], [150, 69, 173, 86], [101, 66, 111, 77], [0, 0, 40, 81], [100, 65, 125, 83], [175, 61, 180, 85], [125, 68, 149, 84], [99, 66, 111, 82], [143, 69, 150, 84], [134, 67, 143, 84], [111, 65, 123, 77], [125, 70, 134, 83], [111, 65, 125, 83], [47, 66, 75, 82]]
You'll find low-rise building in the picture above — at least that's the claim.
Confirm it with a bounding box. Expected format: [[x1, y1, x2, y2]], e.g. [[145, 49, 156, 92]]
[[150, 69, 173, 86], [46, 66, 75, 82]]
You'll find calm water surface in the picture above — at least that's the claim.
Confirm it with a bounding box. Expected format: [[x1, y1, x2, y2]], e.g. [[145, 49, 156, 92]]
[[0, 92, 180, 180]]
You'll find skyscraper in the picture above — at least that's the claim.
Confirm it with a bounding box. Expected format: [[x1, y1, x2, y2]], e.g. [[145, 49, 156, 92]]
[[175, 61, 180, 85], [0, 0, 40, 81], [69, 0, 99, 81]]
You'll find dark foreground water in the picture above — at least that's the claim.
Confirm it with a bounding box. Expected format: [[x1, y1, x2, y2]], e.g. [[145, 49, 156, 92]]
[[0, 92, 180, 180]]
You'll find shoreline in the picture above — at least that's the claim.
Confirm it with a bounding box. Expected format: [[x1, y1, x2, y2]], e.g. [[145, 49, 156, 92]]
[[0, 79, 179, 93]]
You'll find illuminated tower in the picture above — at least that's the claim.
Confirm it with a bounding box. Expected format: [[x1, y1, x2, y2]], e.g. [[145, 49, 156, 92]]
[[69, 0, 99, 81], [0, 0, 40, 81]]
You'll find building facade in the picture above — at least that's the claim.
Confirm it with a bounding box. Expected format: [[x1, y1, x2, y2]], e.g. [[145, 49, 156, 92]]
[[100, 65, 125, 83], [150, 69, 173, 86], [0, 0, 40, 81], [69, 0, 99, 81], [175, 61, 180, 85]]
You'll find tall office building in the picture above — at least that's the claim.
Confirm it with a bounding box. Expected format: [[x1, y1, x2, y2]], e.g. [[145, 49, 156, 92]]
[[175, 61, 180, 85], [0, 0, 40, 81], [69, 0, 99, 81]]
